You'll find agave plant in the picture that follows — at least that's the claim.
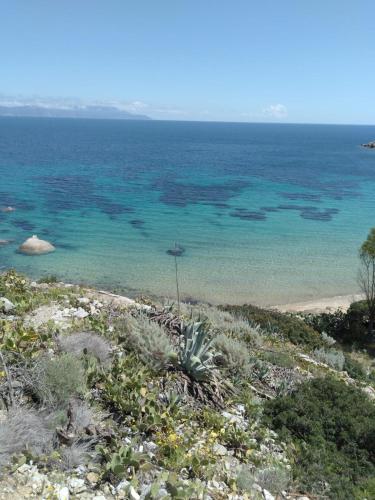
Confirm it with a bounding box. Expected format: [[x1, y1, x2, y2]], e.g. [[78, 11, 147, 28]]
[[180, 321, 215, 381]]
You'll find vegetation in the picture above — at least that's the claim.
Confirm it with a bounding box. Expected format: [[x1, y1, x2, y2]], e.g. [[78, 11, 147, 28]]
[[0, 269, 374, 498], [221, 303, 323, 349], [263, 377, 375, 499], [359, 227, 375, 335]]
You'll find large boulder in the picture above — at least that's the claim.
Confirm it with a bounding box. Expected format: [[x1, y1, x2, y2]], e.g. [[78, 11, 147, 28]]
[[19, 235, 55, 255]]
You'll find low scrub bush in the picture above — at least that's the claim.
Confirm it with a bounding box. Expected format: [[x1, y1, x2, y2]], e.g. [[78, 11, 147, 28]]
[[236, 464, 291, 496], [313, 347, 345, 370], [116, 313, 177, 371], [263, 377, 375, 499], [212, 334, 253, 378], [261, 350, 295, 369], [29, 354, 86, 408], [221, 304, 323, 349], [57, 331, 111, 365], [0, 407, 54, 468]]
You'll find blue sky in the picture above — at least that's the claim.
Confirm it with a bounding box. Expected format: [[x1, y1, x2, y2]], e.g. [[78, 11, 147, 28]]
[[1, 0, 374, 123]]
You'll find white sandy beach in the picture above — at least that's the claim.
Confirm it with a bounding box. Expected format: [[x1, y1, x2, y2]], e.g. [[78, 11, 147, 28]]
[[274, 293, 364, 314]]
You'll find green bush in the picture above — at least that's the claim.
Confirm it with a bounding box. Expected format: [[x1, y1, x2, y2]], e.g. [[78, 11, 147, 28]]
[[221, 304, 323, 349], [313, 347, 345, 370], [29, 354, 86, 408], [115, 313, 176, 371], [263, 377, 375, 499], [213, 333, 253, 378]]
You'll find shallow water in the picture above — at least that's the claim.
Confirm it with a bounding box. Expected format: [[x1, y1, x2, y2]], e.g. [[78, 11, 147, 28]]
[[0, 117, 374, 304]]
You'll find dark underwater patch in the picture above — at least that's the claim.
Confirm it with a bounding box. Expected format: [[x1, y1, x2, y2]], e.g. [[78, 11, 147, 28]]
[[154, 178, 249, 208], [129, 219, 145, 229], [167, 244, 185, 257], [277, 204, 339, 221], [260, 206, 280, 212], [35, 175, 133, 218], [12, 219, 36, 231], [280, 192, 322, 202], [230, 208, 267, 221]]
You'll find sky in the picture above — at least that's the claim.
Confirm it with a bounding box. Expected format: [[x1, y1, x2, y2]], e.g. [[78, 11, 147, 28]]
[[0, 0, 374, 124]]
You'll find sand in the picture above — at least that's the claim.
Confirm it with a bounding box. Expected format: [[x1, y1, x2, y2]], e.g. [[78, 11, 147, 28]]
[[274, 293, 364, 314]]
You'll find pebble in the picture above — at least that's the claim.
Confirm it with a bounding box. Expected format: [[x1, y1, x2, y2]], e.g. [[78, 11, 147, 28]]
[[213, 443, 228, 456], [68, 477, 86, 494], [263, 489, 275, 500], [56, 486, 70, 500], [129, 485, 140, 500], [86, 472, 99, 485]]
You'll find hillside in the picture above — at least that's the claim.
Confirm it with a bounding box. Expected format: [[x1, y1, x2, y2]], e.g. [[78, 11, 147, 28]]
[[0, 270, 374, 499]]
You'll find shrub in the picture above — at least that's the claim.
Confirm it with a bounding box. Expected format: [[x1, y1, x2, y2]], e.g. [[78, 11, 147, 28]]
[[116, 313, 176, 370], [60, 439, 96, 470], [221, 304, 323, 349], [236, 464, 291, 495], [0, 407, 54, 468], [261, 350, 295, 369], [321, 331, 336, 346], [263, 377, 375, 498], [212, 334, 253, 378], [29, 354, 86, 408], [343, 355, 367, 381], [313, 347, 345, 370], [57, 331, 111, 365]]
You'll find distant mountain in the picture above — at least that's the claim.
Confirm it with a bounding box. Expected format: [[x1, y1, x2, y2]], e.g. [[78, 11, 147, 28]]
[[0, 104, 151, 120]]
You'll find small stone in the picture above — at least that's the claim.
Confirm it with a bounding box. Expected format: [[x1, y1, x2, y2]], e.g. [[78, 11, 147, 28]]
[[0, 297, 15, 313], [68, 477, 86, 494], [56, 486, 70, 500], [73, 307, 89, 319], [86, 472, 99, 485], [78, 297, 90, 305], [263, 489, 275, 500], [129, 485, 140, 500], [213, 443, 228, 456]]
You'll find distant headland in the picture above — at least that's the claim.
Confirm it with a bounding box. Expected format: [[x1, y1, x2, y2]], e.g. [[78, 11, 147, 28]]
[[362, 140, 375, 149], [0, 104, 151, 120]]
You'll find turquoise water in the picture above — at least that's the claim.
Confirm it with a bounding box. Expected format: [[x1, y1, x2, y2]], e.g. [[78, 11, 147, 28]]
[[0, 117, 374, 305]]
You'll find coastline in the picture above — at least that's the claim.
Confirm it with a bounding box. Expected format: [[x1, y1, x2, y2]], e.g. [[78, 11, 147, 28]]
[[273, 292, 364, 314]]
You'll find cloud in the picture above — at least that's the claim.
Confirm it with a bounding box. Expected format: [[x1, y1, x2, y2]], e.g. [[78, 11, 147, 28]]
[[263, 103, 288, 119]]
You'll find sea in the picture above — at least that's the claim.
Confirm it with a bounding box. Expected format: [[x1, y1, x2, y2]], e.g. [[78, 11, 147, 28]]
[[0, 117, 374, 305]]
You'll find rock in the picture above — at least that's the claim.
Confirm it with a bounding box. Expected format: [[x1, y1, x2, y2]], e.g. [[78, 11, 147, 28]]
[[213, 443, 228, 456], [73, 307, 89, 319], [263, 489, 275, 500], [68, 477, 86, 494], [362, 141, 375, 148], [86, 472, 99, 485], [0, 239, 13, 246], [19, 235, 55, 255], [129, 485, 140, 500], [56, 486, 70, 500], [1, 206, 16, 212], [0, 297, 15, 313]]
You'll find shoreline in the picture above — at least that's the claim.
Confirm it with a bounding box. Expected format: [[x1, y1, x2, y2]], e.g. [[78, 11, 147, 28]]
[[273, 292, 364, 314]]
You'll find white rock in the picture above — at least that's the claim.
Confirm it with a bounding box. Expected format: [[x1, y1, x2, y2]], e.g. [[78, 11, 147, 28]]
[[78, 297, 90, 304], [0, 297, 15, 313], [19, 235, 55, 255], [213, 443, 228, 456], [263, 489, 275, 500], [68, 477, 86, 494], [129, 485, 140, 500], [116, 480, 130, 492], [73, 307, 89, 319], [56, 486, 70, 500]]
